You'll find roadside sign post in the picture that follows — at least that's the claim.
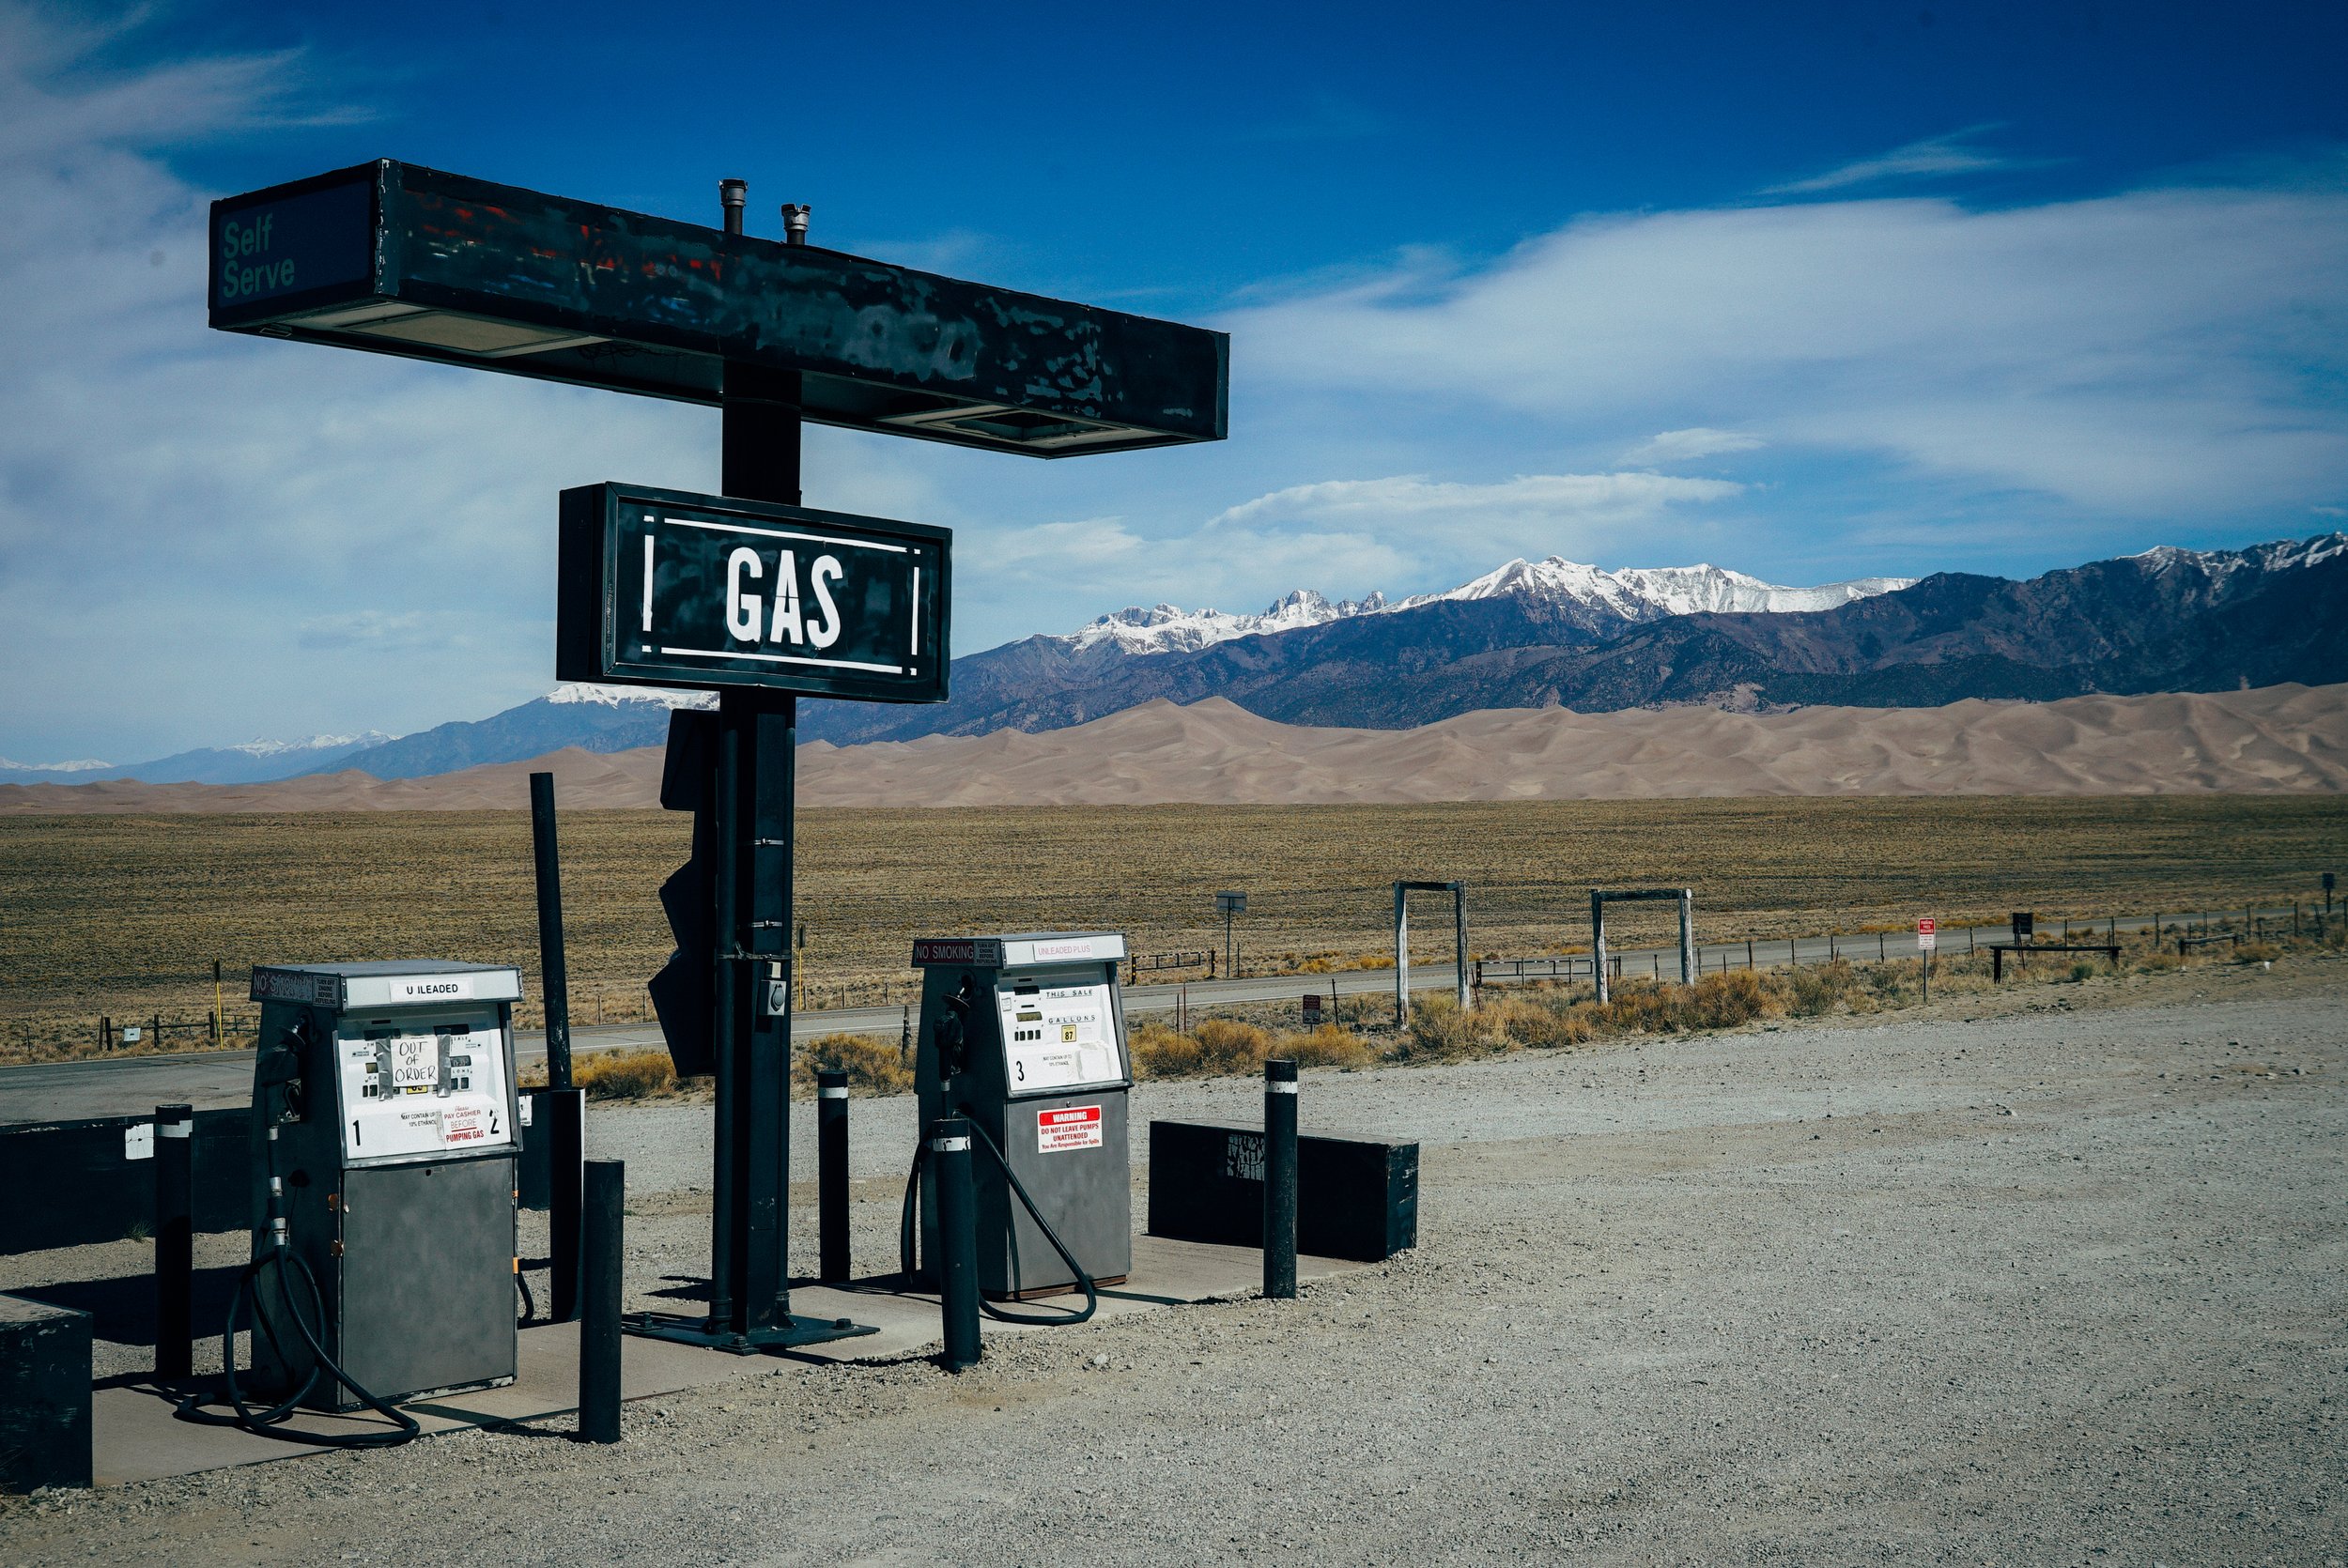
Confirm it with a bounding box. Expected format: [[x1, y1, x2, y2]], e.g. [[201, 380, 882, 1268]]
[[1216, 891, 1247, 980], [1917, 916, 1938, 1002], [210, 161, 1228, 1356]]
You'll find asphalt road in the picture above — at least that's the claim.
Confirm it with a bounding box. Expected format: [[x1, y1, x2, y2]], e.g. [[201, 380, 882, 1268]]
[[0, 911, 2280, 1124]]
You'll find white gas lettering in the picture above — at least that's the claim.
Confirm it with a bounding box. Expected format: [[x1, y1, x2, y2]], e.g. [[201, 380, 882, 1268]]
[[725, 546, 764, 640], [767, 549, 805, 645], [807, 555, 842, 650]]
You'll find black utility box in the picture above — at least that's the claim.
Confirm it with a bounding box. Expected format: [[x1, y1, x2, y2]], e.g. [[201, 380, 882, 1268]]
[[1147, 1121, 1417, 1262], [0, 1295, 90, 1492]]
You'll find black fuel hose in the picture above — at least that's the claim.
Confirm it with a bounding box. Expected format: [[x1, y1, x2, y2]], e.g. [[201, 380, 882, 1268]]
[[175, 1125, 422, 1448], [897, 1103, 1098, 1327]]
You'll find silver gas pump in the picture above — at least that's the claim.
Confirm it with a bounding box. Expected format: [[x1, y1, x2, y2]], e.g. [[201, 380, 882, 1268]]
[[234, 961, 524, 1417], [909, 932, 1133, 1299]]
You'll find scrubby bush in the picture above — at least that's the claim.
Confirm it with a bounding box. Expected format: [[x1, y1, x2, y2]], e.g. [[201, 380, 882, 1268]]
[[794, 1031, 913, 1097], [1785, 959, 1867, 1017], [1284, 1022, 1376, 1068], [1132, 1018, 1276, 1078], [572, 1048, 682, 1100], [1687, 969, 1781, 1029]]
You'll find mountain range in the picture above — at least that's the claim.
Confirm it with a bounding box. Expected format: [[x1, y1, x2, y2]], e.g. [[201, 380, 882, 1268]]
[[15, 535, 2341, 784], [791, 531, 2347, 746], [0, 730, 393, 787]]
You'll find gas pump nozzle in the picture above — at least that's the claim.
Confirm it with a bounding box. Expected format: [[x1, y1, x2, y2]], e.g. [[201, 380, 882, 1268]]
[[933, 976, 979, 1089]]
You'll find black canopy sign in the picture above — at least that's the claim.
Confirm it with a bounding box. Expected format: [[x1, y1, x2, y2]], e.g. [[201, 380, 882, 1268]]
[[557, 484, 949, 703]]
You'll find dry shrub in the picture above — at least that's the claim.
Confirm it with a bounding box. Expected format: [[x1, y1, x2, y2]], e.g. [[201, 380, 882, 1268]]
[[2235, 941, 2282, 963], [1129, 1021, 1205, 1078], [794, 1031, 913, 1097], [1688, 969, 1781, 1029], [572, 1048, 681, 1100], [1283, 1022, 1375, 1068], [1785, 959, 1867, 1017], [1192, 1019, 1275, 1074], [1481, 993, 1594, 1050]]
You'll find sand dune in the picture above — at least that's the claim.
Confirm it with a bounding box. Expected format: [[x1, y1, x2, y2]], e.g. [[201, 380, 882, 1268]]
[[6, 684, 2341, 814]]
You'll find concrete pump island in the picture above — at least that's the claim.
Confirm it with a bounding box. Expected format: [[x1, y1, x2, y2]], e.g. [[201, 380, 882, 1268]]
[[0, 158, 2341, 1568]]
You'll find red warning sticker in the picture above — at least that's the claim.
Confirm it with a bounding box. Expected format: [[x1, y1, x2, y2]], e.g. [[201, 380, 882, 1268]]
[[1037, 1104, 1104, 1153]]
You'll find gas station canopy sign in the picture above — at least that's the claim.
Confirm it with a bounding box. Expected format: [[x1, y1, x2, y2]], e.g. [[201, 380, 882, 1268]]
[[558, 483, 949, 704], [209, 161, 1228, 457]]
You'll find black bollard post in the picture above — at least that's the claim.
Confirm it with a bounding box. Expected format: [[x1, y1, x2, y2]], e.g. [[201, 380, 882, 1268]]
[[154, 1104, 193, 1380], [579, 1159, 624, 1443], [1264, 1059, 1299, 1299], [817, 1069, 850, 1283], [548, 1087, 585, 1322], [932, 1118, 981, 1371]]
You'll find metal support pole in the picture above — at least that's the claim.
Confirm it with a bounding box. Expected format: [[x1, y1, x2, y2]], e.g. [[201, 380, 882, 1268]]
[[1394, 884, 1409, 1025], [817, 1069, 849, 1284], [154, 1103, 193, 1381], [579, 1159, 624, 1443], [1591, 891, 1610, 1005], [932, 1118, 981, 1370], [548, 1087, 584, 1322], [1452, 884, 1470, 1011], [1264, 1060, 1298, 1299], [529, 772, 574, 1094], [1678, 891, 1695, 985]]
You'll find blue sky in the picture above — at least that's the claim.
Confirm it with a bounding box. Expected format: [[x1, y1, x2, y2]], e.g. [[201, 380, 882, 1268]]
[[3, 0, 2345, 760]]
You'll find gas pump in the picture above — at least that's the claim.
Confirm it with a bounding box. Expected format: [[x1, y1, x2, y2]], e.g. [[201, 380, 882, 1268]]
[[904, 933, 1133, 1306], [181, 961, 523, 1443]]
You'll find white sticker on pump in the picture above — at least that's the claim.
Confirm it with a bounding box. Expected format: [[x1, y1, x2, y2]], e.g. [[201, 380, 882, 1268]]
[[1038, 1105, 1103, 1152], [998, 982, 1120, 1092]]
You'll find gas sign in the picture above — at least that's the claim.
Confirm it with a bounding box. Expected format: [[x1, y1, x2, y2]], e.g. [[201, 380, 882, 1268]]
[[557, 483, 950, 703]]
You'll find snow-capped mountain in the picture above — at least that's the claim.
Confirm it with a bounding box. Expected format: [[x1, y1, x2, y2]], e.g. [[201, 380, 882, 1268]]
[[1398, 558, 1914, 618], [1057, 559, 1913, 656], [0, 730, 394, 786], [1065, 590, 1391, 653], [547, 683, 718, 711], [0, 755, 112, 775]]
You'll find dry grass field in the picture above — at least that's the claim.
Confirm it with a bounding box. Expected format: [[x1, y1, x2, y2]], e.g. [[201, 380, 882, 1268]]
[[1, 795, 2341, 1056]]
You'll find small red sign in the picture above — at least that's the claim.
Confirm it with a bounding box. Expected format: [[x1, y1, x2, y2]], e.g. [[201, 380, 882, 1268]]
[[1917, 917, 1937, 934], [1037, 1104, 1104, 1153]]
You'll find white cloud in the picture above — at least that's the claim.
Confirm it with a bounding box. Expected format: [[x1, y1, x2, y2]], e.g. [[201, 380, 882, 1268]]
[[1766, 129, 2022, 194], [965, 514, 1416, 623], [1619, 428, 1767, 465], [0, 9, 937, 759], [1229, 184, 2348, 516]]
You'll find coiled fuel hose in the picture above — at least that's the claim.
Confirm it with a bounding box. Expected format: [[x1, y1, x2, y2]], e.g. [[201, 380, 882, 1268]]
[[897, 1103, 1098, 1327], [176, 1082, 422, 1448]]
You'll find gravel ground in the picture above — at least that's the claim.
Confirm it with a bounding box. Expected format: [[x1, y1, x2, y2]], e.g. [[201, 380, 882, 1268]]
[[2, 954, 2341, 1565]]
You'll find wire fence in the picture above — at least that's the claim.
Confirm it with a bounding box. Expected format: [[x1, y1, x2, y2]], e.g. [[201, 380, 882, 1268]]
[[9, 897, 2331, 1067]]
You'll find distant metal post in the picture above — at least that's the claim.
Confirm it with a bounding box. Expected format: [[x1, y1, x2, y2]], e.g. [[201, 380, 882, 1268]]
[[1263, 1060, 1299, 1299], [1677, 891, 1695, 985], [1452, 883, 1471, 1011], [154, 1104, 193, 1380], [1591, 891, 1610, 1005], [817, 1069, 850, 1284], [1394, 884, 1410, 1024], [579, 1159, 625, 1443], [529, 772, 574, 1093]]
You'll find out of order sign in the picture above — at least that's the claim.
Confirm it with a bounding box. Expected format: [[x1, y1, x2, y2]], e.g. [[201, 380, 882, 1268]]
[[557, 483, 950, 704]]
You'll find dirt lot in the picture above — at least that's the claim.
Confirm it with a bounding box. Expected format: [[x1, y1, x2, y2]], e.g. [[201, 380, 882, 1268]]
[[2, 951, 2342, 1565], [3, 795, 2341, 1053]]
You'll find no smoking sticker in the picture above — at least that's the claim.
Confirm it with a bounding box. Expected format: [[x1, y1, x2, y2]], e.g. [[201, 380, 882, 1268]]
[[1037, 1105, 1103, 1153]]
